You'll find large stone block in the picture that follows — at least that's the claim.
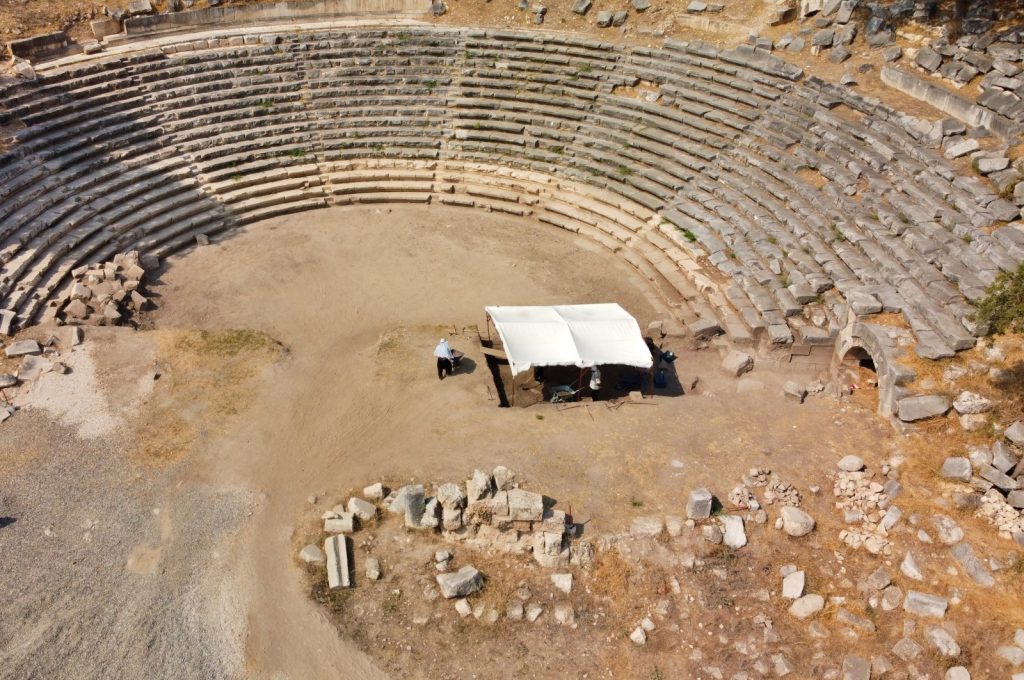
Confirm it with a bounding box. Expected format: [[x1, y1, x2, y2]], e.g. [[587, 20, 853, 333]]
[[979, 463, 1019, 491], [506, 489, 543, 521], [897, 395, 951, 422], [721, 350, 754, 376], [940, 457, 972, 482], [466, 469, 494, 501], [789, 593, 824, 618], [904, 590, 948, 618], [915, 46, 943, 72], [686, 488, 713, 519], [533, 531, 569, 568], [842, 655, 870, 680], [436, 482, 465, 509], [91, 18, 122, 39], [324, 534, 351, 589], [4, 340, 40, 358], [1005, 420, 1024, 446], [404, 484, 426, 528], [952, 391, 992, 415], [720, 515, 746, 549], [780, 506, 815, 537], [324, 513, 354, 533], [436, 565, 483, 598], [347, 497, 376, 521]]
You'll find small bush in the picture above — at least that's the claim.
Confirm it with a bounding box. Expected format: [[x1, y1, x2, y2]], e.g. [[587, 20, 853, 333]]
[[973, 263, 1024, 335]]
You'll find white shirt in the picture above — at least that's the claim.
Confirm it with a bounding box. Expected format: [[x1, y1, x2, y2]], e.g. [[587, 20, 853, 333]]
[[589, 366, 601, 390], [433, 339, 454, 360]]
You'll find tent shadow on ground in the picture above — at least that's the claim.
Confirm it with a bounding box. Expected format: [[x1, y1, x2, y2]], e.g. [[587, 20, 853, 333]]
[[481, 345, 511, 408]]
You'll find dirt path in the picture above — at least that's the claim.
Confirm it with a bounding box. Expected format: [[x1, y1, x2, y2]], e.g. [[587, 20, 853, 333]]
[[149, 205, 887, 678], [1, 204, 890, 679]]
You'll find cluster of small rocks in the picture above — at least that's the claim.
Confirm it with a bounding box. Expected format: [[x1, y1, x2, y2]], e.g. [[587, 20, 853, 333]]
[[59, 252, 153, 328], [832, 455, 903, 554], [940, 421, 1024, 540], [0, 327, 83, 426]]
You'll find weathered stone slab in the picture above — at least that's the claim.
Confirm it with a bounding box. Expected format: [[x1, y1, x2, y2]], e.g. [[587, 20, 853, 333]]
[[347, 497, 376, 521], [720, 515, 746, 548], [979, 463, 1019, 491], [4, 340, 40, 358], [721, 349, 753, 376], [506, 489, 543, 521], [940, 457, 972, 482], [299, 543, 325, 564], [950, 542, 994, 587], [324, 534, 351, 589], [789, 593, 824, 618], [1005, 420, 1024, 446], [436, 565, 483, 598], [782, 570, 805, 599], [324, 513, 355, 533], [780, 506, 815, 537], [686, 488, 713, 519], [897, 395, 951, 422], [782, 380, 807, 403], [404, 484, 426, 528], [904, 590, 948, 618], [842, 655, 870, 680]]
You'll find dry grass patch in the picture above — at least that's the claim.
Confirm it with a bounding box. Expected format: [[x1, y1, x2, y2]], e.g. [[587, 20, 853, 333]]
[[868, 312, 911, 329], [130, 329, 285, 462]]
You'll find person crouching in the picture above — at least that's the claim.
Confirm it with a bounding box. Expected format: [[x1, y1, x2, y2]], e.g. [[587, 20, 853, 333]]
[[434, 338, 454, 380]]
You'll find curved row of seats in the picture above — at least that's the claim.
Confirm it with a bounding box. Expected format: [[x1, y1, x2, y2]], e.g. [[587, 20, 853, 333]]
[[0, 25, 1019, 353]]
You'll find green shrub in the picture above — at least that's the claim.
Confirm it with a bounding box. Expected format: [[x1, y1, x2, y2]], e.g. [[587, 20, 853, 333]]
[[973, 263, 1024, 335]]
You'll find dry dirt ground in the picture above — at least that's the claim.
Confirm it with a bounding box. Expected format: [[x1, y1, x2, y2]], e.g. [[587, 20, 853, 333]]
[[0, 204, 909, 679]]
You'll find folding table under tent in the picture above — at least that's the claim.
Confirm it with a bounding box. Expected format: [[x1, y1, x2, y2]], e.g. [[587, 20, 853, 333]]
[[483, 303, 655, 405]]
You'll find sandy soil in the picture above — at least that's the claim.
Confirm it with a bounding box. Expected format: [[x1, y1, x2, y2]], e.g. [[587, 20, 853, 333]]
[[0, 204, 898, 679]]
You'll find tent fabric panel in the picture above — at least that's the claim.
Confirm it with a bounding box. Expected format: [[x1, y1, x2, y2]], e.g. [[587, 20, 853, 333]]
[[485, 303, 654, 377]]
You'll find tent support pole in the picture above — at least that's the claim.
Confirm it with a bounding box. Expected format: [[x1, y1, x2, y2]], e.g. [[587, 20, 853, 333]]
[[511, 373, 516, 407]]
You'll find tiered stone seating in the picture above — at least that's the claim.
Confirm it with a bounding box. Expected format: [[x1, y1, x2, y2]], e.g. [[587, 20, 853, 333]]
[[0, 24, 1011, 361]]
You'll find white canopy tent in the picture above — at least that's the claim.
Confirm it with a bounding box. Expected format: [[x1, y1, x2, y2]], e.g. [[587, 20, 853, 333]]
[[484, 304, 654, 381]]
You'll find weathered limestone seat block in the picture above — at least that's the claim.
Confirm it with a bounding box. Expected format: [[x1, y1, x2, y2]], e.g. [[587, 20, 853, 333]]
[[0, 26, 1017, 353]]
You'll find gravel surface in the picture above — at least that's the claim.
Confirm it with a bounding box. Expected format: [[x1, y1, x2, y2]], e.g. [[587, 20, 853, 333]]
[[0, 409, 251, 680]]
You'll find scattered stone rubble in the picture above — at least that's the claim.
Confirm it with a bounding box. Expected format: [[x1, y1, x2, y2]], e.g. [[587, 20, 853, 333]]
[[59, 252, 153, 327], [938, 421, 1024, 541], [302, 463, 826, 646], [0, 325, 84, 426], [296, 441, 1024, 678], [832, 455, 902, 555], [305, 466, 586, 596]]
